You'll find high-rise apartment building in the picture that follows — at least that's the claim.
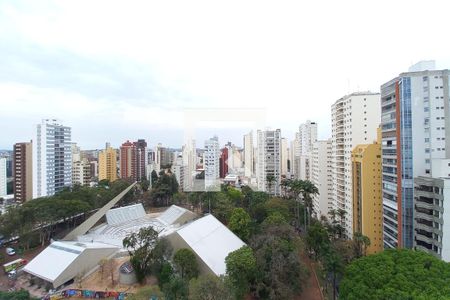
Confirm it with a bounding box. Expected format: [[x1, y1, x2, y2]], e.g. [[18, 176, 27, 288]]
[[297, 121, 318, 181], [381, 61, 450, 249], [182, 139, 196, 191], [413, 157, 450, 260], [299, 120, 318, 155], [13, 142, 33, 201], [280, 138, 289, 176], [135, 139, 148, 181], [351, 129, 383, 255], [171, 155, 185, 190], [243, 132, 254, 178], [312, 140, 333, 218], [120, 141, 136, 181], [0, 157, 6, 197], [331, 93, 381, 237], [72, 160, 91, 186], [155, 144, 173, 172], [413, 160, 450, 261], [71, 143, 91, 186], [257, 129, 282, 195], [290, 133, 301, 179], [204, 136, 220, 189], [33, 119, 72, 198], [219, 147, 229, 178]]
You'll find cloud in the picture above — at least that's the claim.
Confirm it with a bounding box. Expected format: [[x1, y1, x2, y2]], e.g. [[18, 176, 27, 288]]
[[1, 0, 450, 150]]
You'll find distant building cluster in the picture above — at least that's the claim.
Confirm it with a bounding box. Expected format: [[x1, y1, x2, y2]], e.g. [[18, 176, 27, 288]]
[[1, 60, 450, 262]]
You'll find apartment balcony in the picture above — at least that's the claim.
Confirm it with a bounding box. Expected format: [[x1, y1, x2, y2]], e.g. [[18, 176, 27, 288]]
[[415, 201, 441, 212], [336, 150, 344, 156], [415, 189, 436, 199], [414, 244, 435, 255], [382, 97, 396, 107], [414, 221, 442, 236], [336, 185, 345, 193], [416, 211, 441, 224], [415, 233, 441, 248]]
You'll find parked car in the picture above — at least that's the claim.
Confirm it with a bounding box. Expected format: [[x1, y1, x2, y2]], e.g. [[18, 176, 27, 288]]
[[6, 247, 15, 256]]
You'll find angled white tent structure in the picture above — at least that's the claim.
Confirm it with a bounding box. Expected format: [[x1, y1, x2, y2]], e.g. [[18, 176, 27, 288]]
[[23, 241, 118, 288], [24, 185, 240, 289], [167, 214, 246, 276]]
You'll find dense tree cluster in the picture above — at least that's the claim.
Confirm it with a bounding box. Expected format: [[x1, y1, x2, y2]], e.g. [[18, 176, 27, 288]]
[[340, 249, 450, 299], [221, 182, 311, 300], [144, 170, 179, 207], [0, 290, 37, 300], [305, 217, 370, 299], [173, 248, 199, 280], [123, 227, 172, 283], [0, 180, 132, 249]]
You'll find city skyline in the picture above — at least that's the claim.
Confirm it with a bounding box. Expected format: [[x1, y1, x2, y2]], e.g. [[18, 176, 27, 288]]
[[1, 1, 450, 149]]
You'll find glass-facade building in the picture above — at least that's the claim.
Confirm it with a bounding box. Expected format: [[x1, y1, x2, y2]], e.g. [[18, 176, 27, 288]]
[[381, 63, 450, 249]]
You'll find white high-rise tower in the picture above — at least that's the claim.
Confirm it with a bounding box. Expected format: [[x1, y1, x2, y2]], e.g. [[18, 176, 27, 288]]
[[331, 92, 381, 237], [33, 119, 72, 198], [204, 136, 220, 189], [297, 120, 318, 181], [243, 132, 254, 178], [257, 129, 282, 195]]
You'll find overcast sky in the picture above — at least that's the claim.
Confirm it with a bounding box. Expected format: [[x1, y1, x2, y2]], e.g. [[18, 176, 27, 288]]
[[1, 0, 450, 150]]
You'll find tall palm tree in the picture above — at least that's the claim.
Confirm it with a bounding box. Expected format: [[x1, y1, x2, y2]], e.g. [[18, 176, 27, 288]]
[[288, 179, 303, 228], [353, 232, 371, 257], [301, 180, 319, 228], [266, 175, 276, 194], [280, 178, 292, 198]]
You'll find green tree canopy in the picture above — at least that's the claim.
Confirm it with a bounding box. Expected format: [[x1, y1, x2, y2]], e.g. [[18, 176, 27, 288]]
[[0, 290, 38, 300], [173, 248, 199, 280], [225, 246, 256, 299], [264, 197, 292, 222], [188, 274, 232, 300], [340, 249, 450, 300], [123, 226, 159, 283], [306, 220, 330, 260], [127, 286, 163, 300], [262, 212, 288, 227], [163, 276, 189, 300], [250, 224, 307, 299], [228, 208, 252, 241]]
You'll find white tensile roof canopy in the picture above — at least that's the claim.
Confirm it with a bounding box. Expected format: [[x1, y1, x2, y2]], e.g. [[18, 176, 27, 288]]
[[169, 214, 246, 276], [23, 199, 244, 289], [23, 241, 118, 288]]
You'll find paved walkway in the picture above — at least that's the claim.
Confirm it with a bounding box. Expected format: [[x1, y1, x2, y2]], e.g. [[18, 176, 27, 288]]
[[297, 252, 323, 300]]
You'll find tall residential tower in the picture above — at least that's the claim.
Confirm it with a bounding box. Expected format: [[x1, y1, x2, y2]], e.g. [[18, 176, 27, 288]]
[[33, 119, 72, 198], [257, 129, 282, 195], [381, 61, 450, 249], [13, 142, 33, 201], [331, 93, 381, 237]]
